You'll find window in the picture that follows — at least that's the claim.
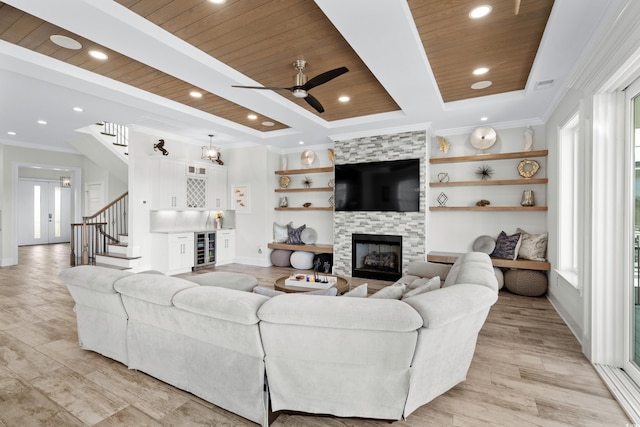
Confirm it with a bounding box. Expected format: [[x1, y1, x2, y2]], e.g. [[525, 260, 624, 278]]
[[558, 112, 580, 286]]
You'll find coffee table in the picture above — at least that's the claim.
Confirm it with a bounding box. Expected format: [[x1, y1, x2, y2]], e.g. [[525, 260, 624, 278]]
[[274, 275, 349, 294]]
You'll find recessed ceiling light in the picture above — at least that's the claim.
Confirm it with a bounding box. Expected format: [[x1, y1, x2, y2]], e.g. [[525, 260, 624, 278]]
[[247, 114, 257, 120], [37, 120, 47, 125], [298, 141, 305, 145], [469, 5, 492, 19], [473, 67, 489, 75], [481, 117, 488, 121], [50, 35, 82, 50], [338, 95, 350, 103], [471, 80, 492, 90], [89, 50, 108, 60], [73, 107, 84, 112], [262, 121, 275, 127], [7, 131, 16, 135], [190, 91, 203, 98]]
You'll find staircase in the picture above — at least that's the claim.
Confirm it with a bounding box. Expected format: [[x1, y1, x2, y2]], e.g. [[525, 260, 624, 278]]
[[71, 192, 140, 270]]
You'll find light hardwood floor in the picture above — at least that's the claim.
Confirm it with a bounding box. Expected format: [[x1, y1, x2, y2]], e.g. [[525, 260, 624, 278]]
[[0, 244, 632, 426]]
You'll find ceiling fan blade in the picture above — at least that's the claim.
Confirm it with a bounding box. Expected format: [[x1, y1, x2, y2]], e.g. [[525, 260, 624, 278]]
[[232, 85, 293, 92], [304, 93, 324, 113], [302, 67, 349, 91]]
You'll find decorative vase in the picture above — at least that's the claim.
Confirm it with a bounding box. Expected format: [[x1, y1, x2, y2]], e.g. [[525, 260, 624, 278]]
[[520, 190, 535, 206], [524, 126, 533, 152], [279, 196, 288, 208], [280, 155, 288, 171]]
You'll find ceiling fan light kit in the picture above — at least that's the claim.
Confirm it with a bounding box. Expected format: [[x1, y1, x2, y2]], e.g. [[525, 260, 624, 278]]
[[232, 59, 349, 114]]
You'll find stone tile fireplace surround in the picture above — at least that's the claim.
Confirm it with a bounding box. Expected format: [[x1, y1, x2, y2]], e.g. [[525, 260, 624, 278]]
[[333, 130, 427, 278]]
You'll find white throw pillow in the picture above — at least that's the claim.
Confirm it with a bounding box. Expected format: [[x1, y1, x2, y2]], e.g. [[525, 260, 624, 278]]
[[341, 283, 368, 297], [516, 227, 548, 261], [273, 221, 292, 243], [370, 283, 406, 299], [402, 276, 441, 299]]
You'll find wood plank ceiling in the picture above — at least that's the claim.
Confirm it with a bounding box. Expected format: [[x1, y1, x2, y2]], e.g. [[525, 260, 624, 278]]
[[0, 0, 553, 131]]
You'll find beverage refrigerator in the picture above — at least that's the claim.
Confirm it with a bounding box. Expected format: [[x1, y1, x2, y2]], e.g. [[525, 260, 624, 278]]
[[193, 231, 215, 269]]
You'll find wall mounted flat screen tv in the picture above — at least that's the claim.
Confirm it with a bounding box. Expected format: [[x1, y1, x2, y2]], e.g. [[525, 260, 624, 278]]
[[334, 159, 420, 212]]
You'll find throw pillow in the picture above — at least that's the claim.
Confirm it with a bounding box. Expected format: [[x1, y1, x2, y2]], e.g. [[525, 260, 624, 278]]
[[286, 223, 306, 245], [253, 286, 285, 297], [402, 280, 441, 299], [472, 235, 496, 254], [490, 231, 522, 260], [341, 283, 368, 297], [406, 276, 440, 291], [516, 227, 548, 261], [273, 221, 292, 243], [369, 283, 406, 299]]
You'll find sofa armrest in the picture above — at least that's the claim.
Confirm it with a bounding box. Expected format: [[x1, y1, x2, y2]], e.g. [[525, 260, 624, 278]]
[[402, 284, 497, 329], [258, 294, 423, 332], [59, 265, 133, 294]]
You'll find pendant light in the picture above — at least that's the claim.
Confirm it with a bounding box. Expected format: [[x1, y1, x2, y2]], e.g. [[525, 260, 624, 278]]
[[201, 134, 219, 162]]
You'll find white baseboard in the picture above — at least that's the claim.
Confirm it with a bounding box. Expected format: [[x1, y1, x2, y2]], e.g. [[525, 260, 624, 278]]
[[0, 257, 16, 267], [546, 293, 583, 345]]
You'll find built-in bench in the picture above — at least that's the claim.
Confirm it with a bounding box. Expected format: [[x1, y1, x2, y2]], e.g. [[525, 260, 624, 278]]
[[267, 243, 333, 253], [427, 251, 550, 271]]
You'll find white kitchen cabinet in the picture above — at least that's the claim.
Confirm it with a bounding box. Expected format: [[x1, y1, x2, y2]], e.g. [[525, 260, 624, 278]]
[[208, 165, 228, 210], [215, 229, 235, 266], [154, 159, 187, 209], [152, 232, 194, 275]]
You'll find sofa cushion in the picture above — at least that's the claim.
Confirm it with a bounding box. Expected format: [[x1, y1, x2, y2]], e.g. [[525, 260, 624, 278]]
[[114, 274, 197, 306], [59, 265, 133, 294], [185, 272, 257, 292], [173, 286, 268, 325], [442, 253, 498, 293], [258, 294, 423, 332], [369, 283, 406, 299], [341, 283, 368, 297]]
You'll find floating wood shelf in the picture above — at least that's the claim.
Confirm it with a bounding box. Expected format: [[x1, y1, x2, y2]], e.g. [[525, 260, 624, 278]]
[[429, 206, 547, 212], [430, 150, 548, 164], [430, 178, 548, 187], [275, 207, 334, 211], [268, 243, 333, 253], [275, 187, 334, 193], [275, 167, 333, 175], [427, 251, 550, 271]]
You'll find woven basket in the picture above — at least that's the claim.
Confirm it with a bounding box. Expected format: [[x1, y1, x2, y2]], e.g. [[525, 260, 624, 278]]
[[504, 269, 548, 297]]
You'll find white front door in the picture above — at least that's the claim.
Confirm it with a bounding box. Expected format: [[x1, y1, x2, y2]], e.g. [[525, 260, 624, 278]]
[[18, 179, 71, 245]]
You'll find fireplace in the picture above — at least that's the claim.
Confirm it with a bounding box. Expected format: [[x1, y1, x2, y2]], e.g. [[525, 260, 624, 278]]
[[352, 234, 402, 281]]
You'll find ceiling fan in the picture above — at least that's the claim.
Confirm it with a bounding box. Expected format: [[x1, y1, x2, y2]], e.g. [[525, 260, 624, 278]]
[[232, 59, 348, 113]]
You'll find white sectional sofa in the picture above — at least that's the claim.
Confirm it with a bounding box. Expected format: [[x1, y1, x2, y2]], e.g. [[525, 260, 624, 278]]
[[59, 252, 498, 426]]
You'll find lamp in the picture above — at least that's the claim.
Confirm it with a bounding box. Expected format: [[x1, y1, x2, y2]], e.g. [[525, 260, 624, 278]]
[[60, 176, 71, 188], [201, 134, 219, 162]]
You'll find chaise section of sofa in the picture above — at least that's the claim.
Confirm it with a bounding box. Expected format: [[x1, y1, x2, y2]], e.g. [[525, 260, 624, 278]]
[[258, 294, 424, 420]]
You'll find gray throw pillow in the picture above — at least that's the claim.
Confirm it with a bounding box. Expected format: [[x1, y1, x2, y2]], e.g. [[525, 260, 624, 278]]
[[490, 231, 522, 260], [286, 223, 306, 245]]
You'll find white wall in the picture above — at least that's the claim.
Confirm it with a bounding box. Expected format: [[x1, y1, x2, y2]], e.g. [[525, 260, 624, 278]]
[[427, 125, 547, 253], [0, 144, 85, 266], [545, 87, 585, 341]]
